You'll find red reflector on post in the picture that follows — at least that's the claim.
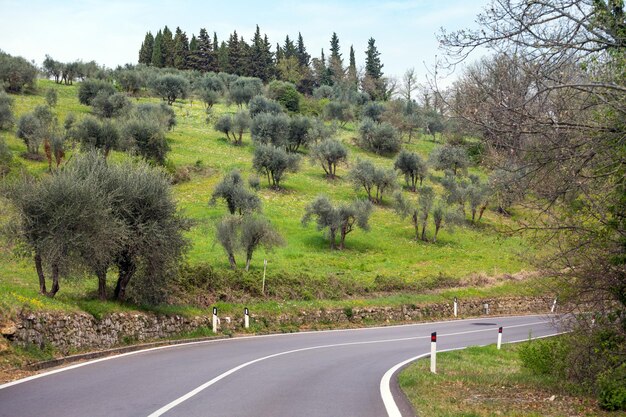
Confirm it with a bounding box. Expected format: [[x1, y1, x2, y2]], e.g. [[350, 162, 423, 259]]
[[431, 332, 437, 342], [498, 327, 503, 333]]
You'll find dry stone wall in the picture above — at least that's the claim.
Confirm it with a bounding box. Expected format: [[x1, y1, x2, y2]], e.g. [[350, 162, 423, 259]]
[[1, 296, 555, 354]]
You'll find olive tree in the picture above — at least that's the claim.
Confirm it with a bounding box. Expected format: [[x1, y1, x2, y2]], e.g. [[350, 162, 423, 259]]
[[324, 101, 353, 127], [78, 79, 116, 105], [250, 112, 290, 148], [302, 195, 372, 250], [240, 215, 284, 271], [394, 186, 435, 241], [91, 91, 131, 118], [252, 144, 300, 189], [349, 159, 397, 204], [229, 77, 263, 107], [309, 138, 348, 179], [248, 95, 283, 118], [357, 118, 401, 155], [429, 145, 469, 176], [151, 74, 189, 105], [73, 116, 119, 157], [196, 75, 224, 108], [394, 150, 428, 191], [210, 170, 261, 215], [122, 118, 169, 165], [286, 115, 312, 152]]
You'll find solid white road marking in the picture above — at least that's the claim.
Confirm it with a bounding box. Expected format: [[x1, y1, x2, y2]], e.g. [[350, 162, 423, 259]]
[[146, 321, 550, 416], [0, 314, 552, 391]]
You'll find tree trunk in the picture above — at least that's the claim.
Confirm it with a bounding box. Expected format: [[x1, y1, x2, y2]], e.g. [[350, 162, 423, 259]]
[[48, 263, 60, 297], [478, 204, 487, 221], [421, 221, 428, 241], [228, 252, 237, 269], [114, 254, 136, 301], [433, 225, 441, 243], [97, 269, 107, 300], [413, 214, 419, 241], [35, 252, 47, 295], [472, 209, 476, 222], [329, 228, 337, 250]]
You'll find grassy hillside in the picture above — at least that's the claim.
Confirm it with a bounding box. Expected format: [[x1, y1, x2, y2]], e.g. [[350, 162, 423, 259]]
[[0, 79, 538, 315]]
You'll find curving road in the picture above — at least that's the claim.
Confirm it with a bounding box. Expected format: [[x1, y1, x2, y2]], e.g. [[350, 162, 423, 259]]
[[0, 315, 561, 417]]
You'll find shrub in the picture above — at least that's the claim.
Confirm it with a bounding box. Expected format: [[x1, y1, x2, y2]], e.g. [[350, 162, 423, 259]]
[[248, 95, 283, 118], [78, 79, 116, 105], [0, 89, 14, 129], [324, 101, 353, 126], [45, 88, 58, 107], [122, 118, 169, 164], [357, 119, 401, 155], [229, 77, 263, 106], [92, 91, 131, 118], [250, 112, 290, 148], [0, 52, 37, 93], [150, 74, 189, 105], [135, 102, 176, 130], [518, 337, 568, 377], [596, 364, 626, 411], [267, 80, 300, 112]]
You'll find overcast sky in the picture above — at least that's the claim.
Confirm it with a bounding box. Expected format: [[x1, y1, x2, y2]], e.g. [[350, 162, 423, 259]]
[[0, 0, 487, 84]]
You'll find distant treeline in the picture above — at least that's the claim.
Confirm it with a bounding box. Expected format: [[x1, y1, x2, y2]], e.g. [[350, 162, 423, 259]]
[[137, 26, 387, 99]]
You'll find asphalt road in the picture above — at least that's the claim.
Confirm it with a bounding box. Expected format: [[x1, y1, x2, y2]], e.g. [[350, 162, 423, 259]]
[[0, 315, 561, 417]]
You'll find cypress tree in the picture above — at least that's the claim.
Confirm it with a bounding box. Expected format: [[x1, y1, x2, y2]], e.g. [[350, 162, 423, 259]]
[[188, 28, 209, 71], [328, 32, 344, 84], [364, 37, 383, 80], [173, 27, 190, 70], [264, 35, 276, 79], [151, 30, 164, 68], [296, 32, 310, 68], [239, 35, 251, 76], [217, 41, 228, 72], [283, 35, 297, 59], [226, 31, 245, 75], [348, 45, 358, 89], [249, 25, 273, 82], [139, 32, 154, 65], [162, 26, 175, 67], [276, 43, 284, 62]]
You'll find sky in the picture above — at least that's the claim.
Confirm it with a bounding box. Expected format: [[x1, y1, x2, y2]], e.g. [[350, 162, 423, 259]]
[[0, 0, 488, 84]]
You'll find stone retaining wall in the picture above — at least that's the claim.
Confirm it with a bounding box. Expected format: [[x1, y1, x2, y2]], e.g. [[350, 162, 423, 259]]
[[0, 296, 555, 354]]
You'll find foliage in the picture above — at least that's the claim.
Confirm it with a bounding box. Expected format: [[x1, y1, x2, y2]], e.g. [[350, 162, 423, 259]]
[[429, 144, 469, 176], [361, 101, 385, 123], [78, 79, 116, 106], [0, 89, 14, 130], [210, 170, 261, 215], [252, 144, 299, 189], [357, 118, 401, 155], [248, 95, 283, 118], [250, 112, 290, 148], [215, 215, 284, 270], [45, 89, 58, 107], [73, 116, 119, 157], [229, 77, 263, 106], [309, 138, 348, 178], [286, 115, 311, 152], [0, 51, 37, 93], [150, 74, 189, 105], [91, 91, 131, 118], [349, 159, 397, 204], [267, 80, 300, 112], [324, 101, 353, 127], [134, 102, 176, 131], [394, 150, 427, 191], [122, 117, 169, 164], [302, 195, 372, 250]]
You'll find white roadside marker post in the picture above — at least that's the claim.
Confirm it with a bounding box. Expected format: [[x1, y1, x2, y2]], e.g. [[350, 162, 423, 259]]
[[453, 297, 458, 318], [484, 302, 490, 315], [551, 297, 557, 313], [497, 326, 503, 350], [262, 259, 267, 295], [244, 307, 250, 329], [212, 307, 218, 333], [430, 332, 437, 374]]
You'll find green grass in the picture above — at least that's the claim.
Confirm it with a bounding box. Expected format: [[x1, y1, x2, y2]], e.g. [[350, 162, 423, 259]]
[[399, 342, 612, 417], [0, 79, 538, 317]]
